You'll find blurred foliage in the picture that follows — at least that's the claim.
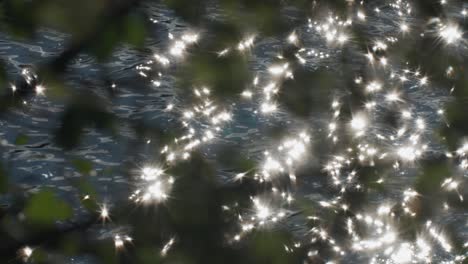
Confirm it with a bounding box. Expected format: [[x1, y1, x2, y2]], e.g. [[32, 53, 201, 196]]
[[279, 67, 335, 118], [415, 158, 451, 195], [178, 50, 251, 100], [0, 163, 8, 194], [72, 159, 94, 176], [55, 93, 115, 149], [248, 231, 299, 264], [14, 133, 29, 145], [24, 189, 73, 226], [0, 0, 466, 263]]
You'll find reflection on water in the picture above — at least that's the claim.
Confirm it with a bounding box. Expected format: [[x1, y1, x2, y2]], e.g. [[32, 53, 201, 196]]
[[0, 1, 466, 263]]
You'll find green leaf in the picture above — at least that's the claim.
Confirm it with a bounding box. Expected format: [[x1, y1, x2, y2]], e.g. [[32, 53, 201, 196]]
[[4, 0, 38, 39], [96, 242, 118, 264], [415, 159, 450, 195], [0, 62, 7, 88], [279, 68, 335, 118], [14, 133, 29, 145], [55, 94, 115, 149], [89, 25, 120, 61], [216, 146, 256, 173], [72, 159, 93, 175], [249, 230, 296, 264], [178, 51, 251, 101], [24, 189, 73, 225], [123, 13, 147, 47], [164, 0, 207, 23], [37, 0, 105, 35], [31, 248, 48, 263], [0, 163, 8, 193], [75, 179, 99, 211]]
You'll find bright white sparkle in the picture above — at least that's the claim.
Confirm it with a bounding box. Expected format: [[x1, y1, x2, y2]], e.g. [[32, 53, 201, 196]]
[[350, 114, 368, 136], [439, 24, 462, 44]]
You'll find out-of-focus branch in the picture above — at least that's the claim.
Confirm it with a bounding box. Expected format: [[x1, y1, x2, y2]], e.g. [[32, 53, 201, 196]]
[[45, 0, 143, 74]]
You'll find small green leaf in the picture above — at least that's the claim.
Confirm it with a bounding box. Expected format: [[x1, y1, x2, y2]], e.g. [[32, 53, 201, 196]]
[[55, 95, 115, 149], [0, 163, 8, 193], [123, 14, 147, 47], [24, 189, 73, 225], [72, 159, 93, 175], [178, 51, 251, 101], [4, 0, 38, 39], [75, 179, 99, 211], [415, 159, 450, 195], [249, 230, 296, 264], [0, 62, 7, 88], [88, 25, 120, 61], [279, 68, 335, 118], [31, 248, 48, 263], [15, 133, 29, 145]]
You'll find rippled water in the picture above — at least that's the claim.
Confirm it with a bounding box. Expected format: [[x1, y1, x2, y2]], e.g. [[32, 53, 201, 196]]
[[0, 1, 466, 263]]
